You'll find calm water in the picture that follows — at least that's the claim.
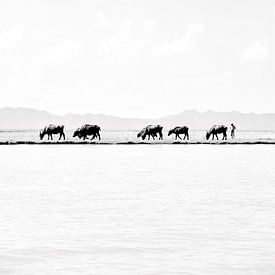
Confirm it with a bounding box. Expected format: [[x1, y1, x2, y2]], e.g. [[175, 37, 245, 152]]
[[0, 145, 275, 274]]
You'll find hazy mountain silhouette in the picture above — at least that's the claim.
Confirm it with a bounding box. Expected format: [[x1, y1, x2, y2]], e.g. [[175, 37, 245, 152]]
[[0, 107, 275, 130]]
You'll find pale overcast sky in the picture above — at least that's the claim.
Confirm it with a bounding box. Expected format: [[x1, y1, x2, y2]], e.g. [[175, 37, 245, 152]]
[[0, 0, 274, 117]]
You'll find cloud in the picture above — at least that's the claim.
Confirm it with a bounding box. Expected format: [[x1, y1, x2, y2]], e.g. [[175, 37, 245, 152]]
[[96, 21, 205, 60], [242, 39, 270, 61], [150, 23, 205, 56], [0, 25, 25, 51], [96, 12, 111, 29], [144, 19, 155, 33], [166, 70, 236, 91], [35, 40, 83, 65], [96, 19, 151, 59]]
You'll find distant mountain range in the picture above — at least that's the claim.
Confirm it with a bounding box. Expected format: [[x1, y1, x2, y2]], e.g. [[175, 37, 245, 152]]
[[0, 107, 275, 131]]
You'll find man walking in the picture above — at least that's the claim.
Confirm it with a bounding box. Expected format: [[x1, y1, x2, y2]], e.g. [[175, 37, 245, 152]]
[[231, 123, 236, 139]]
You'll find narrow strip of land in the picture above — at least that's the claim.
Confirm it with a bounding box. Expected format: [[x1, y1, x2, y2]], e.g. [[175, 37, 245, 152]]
[[0, 140, 275, 145]]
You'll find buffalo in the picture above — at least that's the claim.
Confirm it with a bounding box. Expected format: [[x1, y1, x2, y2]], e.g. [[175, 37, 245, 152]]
[[39, 124, 65, 140], [168, 126, 189, 140], [206, 125, 227, 140], [137, 125, 163, 140], [73, 124, 101, 140]]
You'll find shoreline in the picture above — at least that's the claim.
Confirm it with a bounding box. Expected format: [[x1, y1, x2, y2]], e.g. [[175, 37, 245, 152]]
[[1, 139, 275, 145]]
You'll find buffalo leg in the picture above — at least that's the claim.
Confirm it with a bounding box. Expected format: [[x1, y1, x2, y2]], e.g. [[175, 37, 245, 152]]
[[178, 134, 182, 140], [59, 132, 65, 140], [97, 133, 101, 140]]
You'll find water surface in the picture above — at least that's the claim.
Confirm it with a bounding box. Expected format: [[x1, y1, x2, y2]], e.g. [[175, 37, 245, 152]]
[[0, 145, 274, 274]]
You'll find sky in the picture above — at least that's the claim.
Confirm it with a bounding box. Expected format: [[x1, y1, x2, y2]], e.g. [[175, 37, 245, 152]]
[[0, 0, 274, 118]]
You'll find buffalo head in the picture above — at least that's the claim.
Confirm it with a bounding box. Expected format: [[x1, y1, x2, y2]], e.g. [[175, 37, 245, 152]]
[[168, 129, 173, 136], [39, 130, 45, 140], [73, 130, 80, 138]]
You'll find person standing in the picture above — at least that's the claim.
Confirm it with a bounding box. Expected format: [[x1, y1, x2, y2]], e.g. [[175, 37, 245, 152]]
[[231, 123, 236, 139]]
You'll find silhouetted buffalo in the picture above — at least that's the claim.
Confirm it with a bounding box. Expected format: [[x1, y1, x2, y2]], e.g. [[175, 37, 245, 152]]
[[206, 125, 227, 140], [137, 127, 157, 140], [137, 125, 163, 140], [168, 126, 189, 140], [40, 124, 65, 140], [73, 124, 101, 140]]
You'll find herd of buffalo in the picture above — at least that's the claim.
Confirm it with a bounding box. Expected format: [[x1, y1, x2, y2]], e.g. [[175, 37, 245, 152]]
[[39, 124, 230, 141]]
